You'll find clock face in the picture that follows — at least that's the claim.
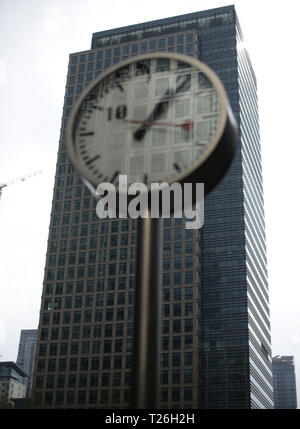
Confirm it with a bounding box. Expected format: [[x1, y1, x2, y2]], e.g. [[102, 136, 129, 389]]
[[67, 53, 227, 191]]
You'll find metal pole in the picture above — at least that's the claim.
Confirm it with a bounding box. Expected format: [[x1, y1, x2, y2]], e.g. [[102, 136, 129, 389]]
[[131, 212, 162, 409]]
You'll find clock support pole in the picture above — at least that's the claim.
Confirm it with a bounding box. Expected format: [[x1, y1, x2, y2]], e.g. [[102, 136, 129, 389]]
[[131, 213, 162, 408]]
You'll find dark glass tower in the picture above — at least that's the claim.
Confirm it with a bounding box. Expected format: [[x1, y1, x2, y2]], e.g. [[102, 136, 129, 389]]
[[31, 5, 273, 408]]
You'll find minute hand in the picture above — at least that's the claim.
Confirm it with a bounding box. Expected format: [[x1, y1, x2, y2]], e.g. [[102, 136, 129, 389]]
[[133, 74, 190, 141]]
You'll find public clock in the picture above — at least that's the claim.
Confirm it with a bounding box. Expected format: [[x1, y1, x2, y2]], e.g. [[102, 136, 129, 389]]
[[66, 52, 237, 201]]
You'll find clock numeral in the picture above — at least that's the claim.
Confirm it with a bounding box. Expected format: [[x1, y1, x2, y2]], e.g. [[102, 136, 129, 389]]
[[173, 162, 182, 172], [116, 105, 127, 120], [91, 104, 104, 111], [107, 105, 127, 121], [85, 154, 101, 166], [79, 131, 94, 137]]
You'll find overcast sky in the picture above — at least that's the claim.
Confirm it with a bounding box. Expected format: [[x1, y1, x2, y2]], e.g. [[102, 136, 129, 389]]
[[0, 0, 299, 406]]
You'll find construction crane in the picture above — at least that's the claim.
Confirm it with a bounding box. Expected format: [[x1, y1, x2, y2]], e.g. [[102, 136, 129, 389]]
[[0, 170, 42, 200]]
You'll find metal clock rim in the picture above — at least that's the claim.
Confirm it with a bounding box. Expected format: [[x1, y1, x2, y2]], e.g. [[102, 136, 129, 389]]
[[66, 52, 229, 191]]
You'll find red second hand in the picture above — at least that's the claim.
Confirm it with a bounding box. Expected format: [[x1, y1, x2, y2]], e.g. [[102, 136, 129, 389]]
[[124, 119, 194, 131]]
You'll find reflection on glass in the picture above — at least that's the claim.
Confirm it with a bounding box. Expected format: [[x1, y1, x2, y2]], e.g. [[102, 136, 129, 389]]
[[135, 60, 150, 76], [173, 150, 189, 168], [198, 72, 212, 89], [152, 128, 167, 146], [130, 156, 144, 174], [175, 99, 190, 118], [155, 78, 169, 96], [197, 93, 215, 114], [175, 127, 190, 143], [157, 58, 170, 72], [176, 74, 191, 93], [133, 105, 147, 121], [177, 60, 191, 70], [151, 153, 166, 173], [197, 120, 212, 140], [135, 82, 148, 98]]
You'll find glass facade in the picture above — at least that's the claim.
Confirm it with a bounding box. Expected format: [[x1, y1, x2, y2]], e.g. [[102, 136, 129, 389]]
[[198, 14, 273, 409], [272, 356, 297, 409], [31, 5, 273, 408]]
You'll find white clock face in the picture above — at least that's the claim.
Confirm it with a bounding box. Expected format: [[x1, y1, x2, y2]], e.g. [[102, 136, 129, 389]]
[[67, 53, 227, 190]]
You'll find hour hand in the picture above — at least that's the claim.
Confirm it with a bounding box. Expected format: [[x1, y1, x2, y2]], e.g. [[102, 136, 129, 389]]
[[133, 91, 171, 141]]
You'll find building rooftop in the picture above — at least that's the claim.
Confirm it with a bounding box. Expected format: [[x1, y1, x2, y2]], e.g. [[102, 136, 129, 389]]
[[91, 5, 235, 48], [0, 361, 28, 378], [93, 5, 234, 37], [273, 356, 295, 363]]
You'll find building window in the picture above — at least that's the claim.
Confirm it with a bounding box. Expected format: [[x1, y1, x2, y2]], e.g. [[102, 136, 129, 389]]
[[186, 43, 193, 54], [172, 388, 180, 402], [163, 258, 170, 270], [71, 55, 78, 65], [184, 352, 193, 365], [173, 320, 181, 333], [57, 375, 65, 388], [168, 36, 175, 46], [102, 357, 111, 370], [141, 42, 147, 52], [184, 369, 193, 383], [105, 324, 113, 337], [78, 391, 86, 405], [158, 39, 165, 49], [185, 319, 193, 332], [162, 337, 169, 350], [174, 272, 182, 285], [177, 35, 184, 45], [162, 320, 169, 334], [172, 369, 180, 384], [163, 273, 170, 286], [163, 288, 170, 302], [161, 353, 169, 367], [69, 358, 77, 371], [186, 33, 193, 43], [48, 359, 56, 372], [39, 344, 47, 356], [149, 40, 157, 50], [184, 387, 193, 401], [46, 375, 54, 388], [132, 44, 139, 54], [161, 370, 168, 384], [67, 391, 75, 404]]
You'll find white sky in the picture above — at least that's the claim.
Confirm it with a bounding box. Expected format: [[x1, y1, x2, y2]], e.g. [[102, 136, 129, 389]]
[[0, 0, 299, 406]]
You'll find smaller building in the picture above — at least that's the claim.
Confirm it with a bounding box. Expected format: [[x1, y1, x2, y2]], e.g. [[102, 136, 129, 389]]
[[272, 356, 298, 409], [16, 329, 37, 398], [0, 362, 27, 402]]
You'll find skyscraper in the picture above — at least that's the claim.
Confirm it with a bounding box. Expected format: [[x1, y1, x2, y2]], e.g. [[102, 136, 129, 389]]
[[31, 5, 273, 408], [16, 329, 37, 398], [272, 356, 297, 409]]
